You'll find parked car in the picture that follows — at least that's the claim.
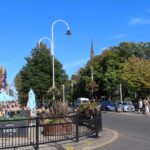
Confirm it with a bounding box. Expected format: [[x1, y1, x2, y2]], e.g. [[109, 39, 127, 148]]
[[115, 102, 123, 112], [100, 101, 116, 111], [74, 97, 90, 108], [121, 101, 135, 112]]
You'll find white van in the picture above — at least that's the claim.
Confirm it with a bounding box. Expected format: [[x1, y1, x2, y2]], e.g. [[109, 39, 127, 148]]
[[74, 97, 90, 107]]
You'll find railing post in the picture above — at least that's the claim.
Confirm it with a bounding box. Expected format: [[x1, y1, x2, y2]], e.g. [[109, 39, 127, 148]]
[[35, 117, 39, 150], [99, 111, 102, 132], [75, 114, 79, 142], [95, 111, 102, 137], [95, 115, 99, 138]]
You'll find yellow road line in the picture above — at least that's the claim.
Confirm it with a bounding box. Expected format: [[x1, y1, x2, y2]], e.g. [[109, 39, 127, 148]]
[[65, 128, 118, 150], [91, 128, 118, 149]]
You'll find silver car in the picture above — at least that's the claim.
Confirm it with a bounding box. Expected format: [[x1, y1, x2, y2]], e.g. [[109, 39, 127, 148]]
[[121, 101, 135, 112]]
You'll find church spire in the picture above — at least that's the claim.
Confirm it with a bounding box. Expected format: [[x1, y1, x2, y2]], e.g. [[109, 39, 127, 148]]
[[90, 39, 94, 60]]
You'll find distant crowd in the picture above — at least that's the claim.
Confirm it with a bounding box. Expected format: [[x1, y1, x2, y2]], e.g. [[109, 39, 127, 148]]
[[0, 102, 22, 117], [0, 101, 48, 118]]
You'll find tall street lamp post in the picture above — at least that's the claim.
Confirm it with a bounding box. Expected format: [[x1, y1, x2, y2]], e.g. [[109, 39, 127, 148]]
[[39, 20, 71, 101], [119, 83, 123, 104], [91, 66, 94, 100], [62, 84, 65, 102], [51, 20, 71, 100], [38, 37, 52, 104]]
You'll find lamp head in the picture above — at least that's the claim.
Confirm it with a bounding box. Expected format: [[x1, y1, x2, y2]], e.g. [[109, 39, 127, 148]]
[[66, 30, 71, 36]]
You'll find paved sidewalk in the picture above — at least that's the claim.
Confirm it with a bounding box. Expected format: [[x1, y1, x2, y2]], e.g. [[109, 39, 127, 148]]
[[38, 128, 118, 150]]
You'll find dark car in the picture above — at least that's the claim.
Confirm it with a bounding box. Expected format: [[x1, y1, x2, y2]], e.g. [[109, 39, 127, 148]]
[[100, 101, 116, 111]]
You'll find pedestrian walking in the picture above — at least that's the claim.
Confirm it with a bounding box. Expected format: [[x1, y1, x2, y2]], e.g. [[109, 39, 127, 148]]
[[143, 98, 150, 116], [138, 99, 143, 113]]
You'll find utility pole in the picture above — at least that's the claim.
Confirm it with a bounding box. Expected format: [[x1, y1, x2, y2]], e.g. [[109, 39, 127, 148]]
[[62, 84, 65, 102], [91, 66, 94, 100], [119, 83, 123, 103]]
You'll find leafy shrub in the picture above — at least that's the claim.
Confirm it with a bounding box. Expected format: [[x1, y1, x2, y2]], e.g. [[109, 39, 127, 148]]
[[49, 101, 68, 117], [43, 118, 68, 124], [77, 102, 100, 115], [37, 101, 70, 124]]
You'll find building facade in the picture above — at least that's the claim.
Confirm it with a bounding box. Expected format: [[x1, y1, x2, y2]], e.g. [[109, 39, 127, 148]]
[[0, 65, 8, 93]]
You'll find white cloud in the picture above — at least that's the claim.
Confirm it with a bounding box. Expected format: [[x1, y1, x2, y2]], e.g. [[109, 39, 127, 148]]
[[130, 18, 150, 25], [63, 59, 88, 69], [101, 47, 107, 51]]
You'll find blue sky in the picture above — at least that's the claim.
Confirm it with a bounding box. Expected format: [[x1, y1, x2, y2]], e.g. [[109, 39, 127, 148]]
[[0, 0, 150, 87]]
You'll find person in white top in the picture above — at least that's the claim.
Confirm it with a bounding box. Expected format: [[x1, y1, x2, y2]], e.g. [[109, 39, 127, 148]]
[[138, 99, 143, 113], [144, 98, 150, 116]]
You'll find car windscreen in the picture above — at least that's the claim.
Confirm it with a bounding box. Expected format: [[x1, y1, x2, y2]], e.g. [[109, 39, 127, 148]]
[[82, 100, 89, 104], [123, 101, 132, 105]]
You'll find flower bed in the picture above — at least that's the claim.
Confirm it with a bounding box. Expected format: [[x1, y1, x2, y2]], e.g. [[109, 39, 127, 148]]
[[42, 120, 72, 136], [38, 101, 73, 136]]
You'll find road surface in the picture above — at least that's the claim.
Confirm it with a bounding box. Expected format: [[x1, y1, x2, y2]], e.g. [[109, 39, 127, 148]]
[[94, 112, 150, 150]]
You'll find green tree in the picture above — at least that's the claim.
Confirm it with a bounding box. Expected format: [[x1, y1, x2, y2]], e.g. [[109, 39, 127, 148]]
[[122, 56, 150, 97], [99, 49, 122, 97], [14, 43, 68, 105], [72, 42, 150, 101]]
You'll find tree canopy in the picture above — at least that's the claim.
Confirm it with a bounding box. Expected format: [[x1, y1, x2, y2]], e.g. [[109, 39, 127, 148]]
[[14, 43, 68, 105], [14, 41, 150, 103], [72, 42, 150, 101]]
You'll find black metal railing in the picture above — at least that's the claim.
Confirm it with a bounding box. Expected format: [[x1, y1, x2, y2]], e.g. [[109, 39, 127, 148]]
[[0, 112, 102, 150]]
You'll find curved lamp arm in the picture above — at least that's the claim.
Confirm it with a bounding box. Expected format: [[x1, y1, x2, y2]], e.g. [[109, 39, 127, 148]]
[[38, 37, 53, 54], [51, 19, 71, 55]]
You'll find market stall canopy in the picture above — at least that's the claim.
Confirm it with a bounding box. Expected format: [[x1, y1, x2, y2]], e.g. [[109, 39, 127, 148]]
[[0, 91, 16, 102]]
